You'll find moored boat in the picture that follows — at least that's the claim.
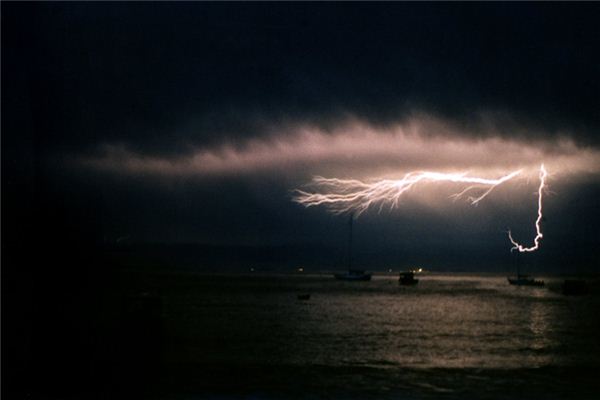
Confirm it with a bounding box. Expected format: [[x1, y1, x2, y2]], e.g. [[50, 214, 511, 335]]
[[399, 271, 419, 285], [334, 269, 372, 281], [333, 214, 372, 281], [507, 274, 544, 286], [508, 253, 543, 286], [562, 279, 588, 295]]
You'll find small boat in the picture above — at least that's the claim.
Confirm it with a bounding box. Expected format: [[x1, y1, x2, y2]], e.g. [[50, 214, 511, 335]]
[[562, 279, 588, 295], [334, 270, 372, 281], [507, 274, 544, 286], [297, 294, 311, 300], [507, 253, 543, 286], [399, 271, 419, 286], [333, 214, 372, 281]]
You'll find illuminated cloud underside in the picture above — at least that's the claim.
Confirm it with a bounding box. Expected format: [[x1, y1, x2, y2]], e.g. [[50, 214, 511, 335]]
[[82, 119, 600, 179]]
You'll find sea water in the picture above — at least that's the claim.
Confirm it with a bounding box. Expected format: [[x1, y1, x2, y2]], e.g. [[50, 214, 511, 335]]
[[118, 272, 600, 399]]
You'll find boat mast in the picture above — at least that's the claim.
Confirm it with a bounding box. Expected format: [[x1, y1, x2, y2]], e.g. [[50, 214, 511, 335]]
[[347, 213, 353, 271]]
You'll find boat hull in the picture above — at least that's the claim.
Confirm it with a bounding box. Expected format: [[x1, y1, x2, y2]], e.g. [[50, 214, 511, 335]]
[[562, 279, 588, 295], [507, 277, 544, 286], [399, 278, 419, 286], [399, 272, 419, 286], [334, 272, 372, 281]]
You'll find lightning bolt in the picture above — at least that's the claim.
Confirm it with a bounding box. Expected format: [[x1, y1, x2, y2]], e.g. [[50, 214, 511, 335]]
[[507, 164, 547, 252], [293, 165, 548, 252], [293, 169, 522, 216]]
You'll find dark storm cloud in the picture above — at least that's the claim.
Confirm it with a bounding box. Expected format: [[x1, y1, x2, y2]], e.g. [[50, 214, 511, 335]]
[[7, 2, 600, 160]]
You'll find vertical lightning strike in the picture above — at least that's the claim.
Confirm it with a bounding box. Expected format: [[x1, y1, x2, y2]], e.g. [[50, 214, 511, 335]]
[[507, 164, 548, 252]]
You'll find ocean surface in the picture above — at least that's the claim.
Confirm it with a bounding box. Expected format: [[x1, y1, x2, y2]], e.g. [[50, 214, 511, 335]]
[[107, 272, 600, 399]]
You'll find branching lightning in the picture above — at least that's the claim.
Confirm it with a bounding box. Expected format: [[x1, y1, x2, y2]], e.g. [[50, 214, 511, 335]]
[[292, 165, 548, 252], [293, 170, 523, 215]]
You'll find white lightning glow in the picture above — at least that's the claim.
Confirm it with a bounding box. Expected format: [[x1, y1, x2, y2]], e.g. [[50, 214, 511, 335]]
[[507, 164, 548, 252], [293, 165, 549, 252], [293, 169, 523, 216]]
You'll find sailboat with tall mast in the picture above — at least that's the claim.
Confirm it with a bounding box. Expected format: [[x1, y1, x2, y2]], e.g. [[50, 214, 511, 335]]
[[507, 252, 544, 286], [334, 213, 372, 281]]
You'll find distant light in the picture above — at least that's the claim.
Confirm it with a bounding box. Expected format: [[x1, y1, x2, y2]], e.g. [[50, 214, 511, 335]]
[[250, 267, 255, 272], [418, 268, 423, 273], [298, 267, 304, 272], [388, 268, 393, 273]]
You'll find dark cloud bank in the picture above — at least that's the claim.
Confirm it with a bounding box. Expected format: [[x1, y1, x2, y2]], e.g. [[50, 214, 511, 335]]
[[4, 3, 600, 154]]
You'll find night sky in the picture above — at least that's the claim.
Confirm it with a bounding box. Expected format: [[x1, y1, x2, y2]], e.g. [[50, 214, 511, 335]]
[[4, 2, 600, 272]]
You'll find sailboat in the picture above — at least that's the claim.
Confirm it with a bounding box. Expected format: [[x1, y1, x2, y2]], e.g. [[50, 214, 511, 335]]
[[507, 252, 544, 286], [334, 214, 372, 281], [399, 271, 419, 285]]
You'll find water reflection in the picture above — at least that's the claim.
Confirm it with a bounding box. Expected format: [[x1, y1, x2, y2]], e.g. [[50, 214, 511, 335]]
[[528, 300, 551, 347], [281, 275, 575, 369]]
